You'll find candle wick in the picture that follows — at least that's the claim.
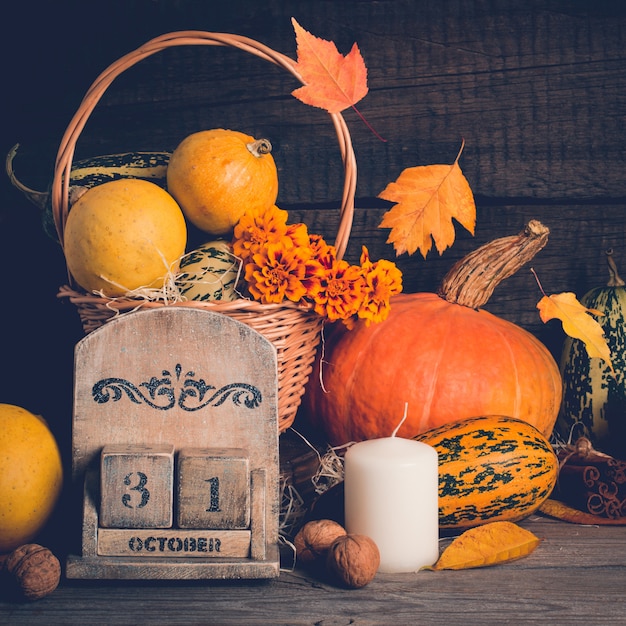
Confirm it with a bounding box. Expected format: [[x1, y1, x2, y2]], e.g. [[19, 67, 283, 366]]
[[391, 402, 409, 437]]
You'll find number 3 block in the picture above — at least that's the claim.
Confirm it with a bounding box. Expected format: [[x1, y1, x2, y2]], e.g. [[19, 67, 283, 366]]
[[177, 448, 250, 530], [100, 444, 175, 529]]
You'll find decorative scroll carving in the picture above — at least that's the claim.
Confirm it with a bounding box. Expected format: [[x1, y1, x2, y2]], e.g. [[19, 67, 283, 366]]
[[92, 363, 262, 411]]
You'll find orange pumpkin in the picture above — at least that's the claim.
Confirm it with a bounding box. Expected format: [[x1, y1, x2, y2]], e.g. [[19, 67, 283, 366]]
[[166, 128, 279, 236], [303, 221, 561, 445]]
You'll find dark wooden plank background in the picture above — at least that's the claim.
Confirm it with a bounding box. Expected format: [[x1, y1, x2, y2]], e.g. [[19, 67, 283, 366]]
[[0, 2, 625, 621]]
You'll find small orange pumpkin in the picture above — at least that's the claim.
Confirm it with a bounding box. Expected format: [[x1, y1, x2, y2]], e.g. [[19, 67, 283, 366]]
[[303, 221, 561, 445], [166, 128, 279, 236]]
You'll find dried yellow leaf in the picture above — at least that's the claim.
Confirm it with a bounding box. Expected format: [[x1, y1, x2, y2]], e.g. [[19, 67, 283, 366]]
[[536, 291, 613, 372], [539, 499, 626, 526], [430, 521, 541, 571]]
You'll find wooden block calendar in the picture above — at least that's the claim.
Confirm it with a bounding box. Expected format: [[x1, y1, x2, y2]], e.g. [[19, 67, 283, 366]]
[[65, 307, 280, 580], [99, 443, 175, 529], [176, 448, 250, 529]]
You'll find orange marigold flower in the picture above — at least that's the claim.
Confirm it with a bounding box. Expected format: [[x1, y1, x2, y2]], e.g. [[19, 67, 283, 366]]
[[359, 245, 373, 270], [232, 205, 289, 262], [309, 234, 335, 266], [307, 233, 329, 253], [301, 257, 325, 298], [311, 258, 366, 321], [245, 242, 311, 304], [357, 246, 403, 325], [285, 222, 312, 250], [301, 236, 336, 298], [234, 212, 401, 326]]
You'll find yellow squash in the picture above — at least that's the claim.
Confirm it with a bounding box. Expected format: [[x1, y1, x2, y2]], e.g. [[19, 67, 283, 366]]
[[0, 404, 63, 553], [64, 178, 187, 297]]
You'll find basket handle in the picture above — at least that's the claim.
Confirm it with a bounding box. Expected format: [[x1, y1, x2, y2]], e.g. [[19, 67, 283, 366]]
[[51, 30, 356, 260]]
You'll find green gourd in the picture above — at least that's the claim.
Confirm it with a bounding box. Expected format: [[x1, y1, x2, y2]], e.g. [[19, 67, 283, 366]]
[[415, 415, 558, 529], [7, 146, 171, 241], [557, 250, 626, 458]]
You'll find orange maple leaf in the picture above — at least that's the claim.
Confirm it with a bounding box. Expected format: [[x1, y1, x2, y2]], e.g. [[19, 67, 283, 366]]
[[536, 291, 613, 371], [377, 146, 476, 258], [291, 18, 368, 113]]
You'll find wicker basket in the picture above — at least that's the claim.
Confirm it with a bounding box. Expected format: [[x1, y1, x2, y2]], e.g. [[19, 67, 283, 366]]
[[52, 31, 356, 433]]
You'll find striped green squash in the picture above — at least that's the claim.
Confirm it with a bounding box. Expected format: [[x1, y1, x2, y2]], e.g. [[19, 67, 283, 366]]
[[175, 240, 239, 302], [415, 415, 558, 529], [556, 250, 626, 457], [7, 147, 171, 241], [53, 151, 172, 240], [65, 151, 170, 189]]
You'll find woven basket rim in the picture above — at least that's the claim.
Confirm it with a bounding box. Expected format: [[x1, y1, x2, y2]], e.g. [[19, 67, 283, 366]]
[[57, 283, 320, 315], [50, 29, 357, 271]]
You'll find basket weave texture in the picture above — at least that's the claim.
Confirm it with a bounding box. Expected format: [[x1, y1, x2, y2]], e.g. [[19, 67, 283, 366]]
[[52, 31, 356, 433]]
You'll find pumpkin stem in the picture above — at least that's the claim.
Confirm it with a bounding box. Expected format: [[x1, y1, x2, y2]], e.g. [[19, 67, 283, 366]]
[[605, 249, 625, 287], [438, 220, 550, 309], [247, 138, 272, 158]]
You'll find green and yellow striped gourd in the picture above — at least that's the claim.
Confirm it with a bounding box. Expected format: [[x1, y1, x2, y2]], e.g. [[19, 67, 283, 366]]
[[175, 240, 239, 302], [415, 415, 558, 529], [557, 250, 626, 458], [7, 146, 171, 241]]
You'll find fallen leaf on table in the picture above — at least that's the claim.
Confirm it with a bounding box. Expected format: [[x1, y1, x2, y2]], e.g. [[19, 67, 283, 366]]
[[539, 499, 626, 526], [428, 521, 541, 571], [291, 18, 368, 114], [378, 146, 475, 258], [536, 291, 613, 372]]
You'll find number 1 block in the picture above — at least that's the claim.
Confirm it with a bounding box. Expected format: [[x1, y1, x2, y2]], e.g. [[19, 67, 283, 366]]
[[100, 443, 175, 529], [177, 448, 250, 530]]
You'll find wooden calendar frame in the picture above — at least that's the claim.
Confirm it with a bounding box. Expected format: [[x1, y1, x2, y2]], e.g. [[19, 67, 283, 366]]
[[65, 307, 281, 580]]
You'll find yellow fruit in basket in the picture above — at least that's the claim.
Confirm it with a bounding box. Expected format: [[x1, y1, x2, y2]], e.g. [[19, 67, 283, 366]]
[[0, 404, 63, 553], [64, 178, 187, 297], [175, 240, 240, 302], [166, 129, 278, 236]]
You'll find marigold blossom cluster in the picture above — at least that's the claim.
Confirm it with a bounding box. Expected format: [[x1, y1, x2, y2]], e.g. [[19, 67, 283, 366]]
[[232, 205, 403, 326]]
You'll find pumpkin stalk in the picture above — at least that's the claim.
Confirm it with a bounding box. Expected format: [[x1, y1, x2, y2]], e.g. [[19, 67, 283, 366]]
[[438, 220, 550, 309], [605, 249, 625, 287], [247, 138, 272, 157]]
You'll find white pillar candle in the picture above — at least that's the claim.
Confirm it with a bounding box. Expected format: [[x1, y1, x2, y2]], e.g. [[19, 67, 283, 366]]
[[344, 435, 439, 573]]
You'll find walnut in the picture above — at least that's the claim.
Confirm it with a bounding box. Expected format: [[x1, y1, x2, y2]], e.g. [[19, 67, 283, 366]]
[[293, 519, 347, 564], [4, 543, 61, 601], [326, 533, 380, 588]]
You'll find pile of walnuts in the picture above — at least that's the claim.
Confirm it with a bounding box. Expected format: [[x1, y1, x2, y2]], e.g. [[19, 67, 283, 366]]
[[293, 519, 380, 588]]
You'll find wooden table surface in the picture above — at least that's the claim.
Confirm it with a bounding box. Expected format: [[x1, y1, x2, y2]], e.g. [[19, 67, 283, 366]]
[[0, 515, 624, 625]]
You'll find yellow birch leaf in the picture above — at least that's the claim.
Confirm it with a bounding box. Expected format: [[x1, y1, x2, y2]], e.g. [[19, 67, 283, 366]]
[[430, 521, 541, 571], [377, 151, 475, 258], [536, 292, 613, 371]]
